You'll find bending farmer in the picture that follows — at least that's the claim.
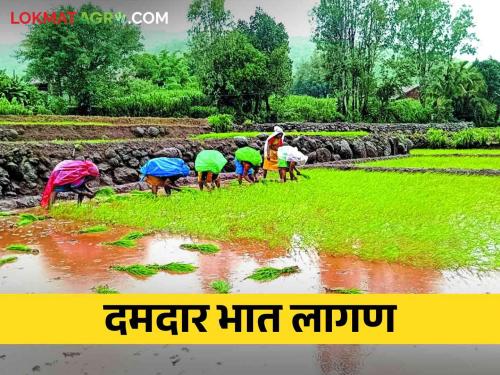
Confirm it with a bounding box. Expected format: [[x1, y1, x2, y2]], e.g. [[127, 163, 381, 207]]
[[263, 126, 284, 179], [140, 158, 190, 196], [194, 150, 228, 191], [41, 160, 99, 209], [234, 147, 262, 184], [277, 146, 308, 183]]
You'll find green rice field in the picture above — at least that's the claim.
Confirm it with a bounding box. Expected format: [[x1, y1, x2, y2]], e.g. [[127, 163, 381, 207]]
[[361, 156, 500, 170]]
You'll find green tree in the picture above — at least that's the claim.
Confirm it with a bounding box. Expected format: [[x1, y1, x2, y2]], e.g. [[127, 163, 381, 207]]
[[292, 52, 331, 98], [474, 59, 500, 122], [237, 7, 292, 113], [312, 0, 394, 120], [18, 3, 142, 114], [201, 30, 266, 115], [395, 0, 476, 104], [428, 61, 493, 124]]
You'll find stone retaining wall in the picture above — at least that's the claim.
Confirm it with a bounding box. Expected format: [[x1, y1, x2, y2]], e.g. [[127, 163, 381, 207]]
[[0, 133, 411, 199]]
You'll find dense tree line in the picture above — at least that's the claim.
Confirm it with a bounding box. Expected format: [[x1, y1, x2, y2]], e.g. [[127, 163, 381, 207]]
[[0, 0, 498, 125]]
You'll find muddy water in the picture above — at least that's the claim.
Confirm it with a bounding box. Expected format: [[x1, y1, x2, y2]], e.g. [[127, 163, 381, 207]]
[[1, 217, 499, 294]]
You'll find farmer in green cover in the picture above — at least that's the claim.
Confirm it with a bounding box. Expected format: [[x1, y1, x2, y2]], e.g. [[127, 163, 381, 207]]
[[195, 150, 228, 191], [234, 147, 262, 184]]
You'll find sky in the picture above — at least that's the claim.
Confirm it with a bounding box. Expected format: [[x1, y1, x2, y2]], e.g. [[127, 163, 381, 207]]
[[0, 0, 499, 60]]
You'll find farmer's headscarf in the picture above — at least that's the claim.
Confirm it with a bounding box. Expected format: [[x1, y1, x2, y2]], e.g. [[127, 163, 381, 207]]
[[41, 160, 99, 208], [264, 126, 285, 158]]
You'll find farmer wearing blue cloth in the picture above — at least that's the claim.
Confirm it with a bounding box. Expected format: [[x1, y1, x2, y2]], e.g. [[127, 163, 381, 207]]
[[235, 147, 262, 184], [140, 158, 190, 196]]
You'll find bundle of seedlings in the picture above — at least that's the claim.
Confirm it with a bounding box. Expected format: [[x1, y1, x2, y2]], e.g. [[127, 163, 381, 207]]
[[78, 225, 108, 234], [325, 287, 365, 294], [247, 266, 300, 282], [0, 211, 13, 217], [103, 231, 146, 248], [0, 256, 18, 267], [17, 213, 46, 227], [180, 243, 220, 254], [210, 280, 231, 294], [92, 285, 119, 294], [111, 262, 197, 277], [5, 244, 39, 254]]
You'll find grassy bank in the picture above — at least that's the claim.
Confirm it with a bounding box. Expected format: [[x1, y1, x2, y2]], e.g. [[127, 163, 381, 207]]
[[50, 169, 500, 270], [192, 131, 368, 141], [411, 149, 500, 156], [361, 156, 500, 170]]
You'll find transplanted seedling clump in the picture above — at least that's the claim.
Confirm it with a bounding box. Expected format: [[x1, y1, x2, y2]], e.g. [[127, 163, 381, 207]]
[[17, 213, 46, 227], [103, 231, 146, 248], [0, 211, 13, 217], [111, 263, 197, 277], [210, 280, 231, 294], [78, 225, 108, 234], [92, 285, 119, 294], [5, 244, 38, 254], [180, 243, 220, 254], [0, 256, 18, 267], [247, 266, 300, 282], [325, 287, 365, 294]]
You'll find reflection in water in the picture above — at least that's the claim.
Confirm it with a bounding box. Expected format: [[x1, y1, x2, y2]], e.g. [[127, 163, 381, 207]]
[[2, 218, 500, 374], [1, 218, 500, 294]]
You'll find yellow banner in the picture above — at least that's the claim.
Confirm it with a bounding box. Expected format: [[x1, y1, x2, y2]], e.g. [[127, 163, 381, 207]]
[[0, 294, 498, 344]]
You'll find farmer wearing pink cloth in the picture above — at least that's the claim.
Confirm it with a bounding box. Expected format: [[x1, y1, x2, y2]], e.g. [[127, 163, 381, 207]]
[[41, 160, 100, 209]]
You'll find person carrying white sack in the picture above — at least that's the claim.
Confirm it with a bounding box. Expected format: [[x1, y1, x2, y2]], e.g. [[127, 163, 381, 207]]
[[277, 145, 308, 183]]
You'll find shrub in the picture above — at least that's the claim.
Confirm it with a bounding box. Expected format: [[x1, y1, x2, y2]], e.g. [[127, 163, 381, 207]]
[[387, 99, 431, 123], [426, 129, 451, 148], [207, 114, 234, 133], [97, 88, 207, 117], [270, 95, 343, 123], [189, 105, 218, 118], [0, 97, 32, 115], [452, 128, 498, 148]]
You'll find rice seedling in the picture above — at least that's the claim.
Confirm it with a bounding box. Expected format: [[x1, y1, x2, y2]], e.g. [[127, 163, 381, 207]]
[[247, 266, 300, 282], [92, 285, 119, 294], [50, 169, 500, 270], [180, 243, 220, 254], [5, 244, 34, 253], [411, 149, 500, 156], [103, 231, 146, 248], [78, 225, 108, 234], [0, 256, 18, 267], [210, 280, 231, 294], [325, 287, 365, 294], [0, 211, 12, 217], [111, 262, 197, 277], [361, 156, 500, 170], [17, 213, 46, 227]]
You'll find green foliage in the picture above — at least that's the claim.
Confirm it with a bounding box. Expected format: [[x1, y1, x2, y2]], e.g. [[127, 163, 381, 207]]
[[17, 213, 46, 227], [387, 99, 431, 123], [207, 114, 234, 132], [270, 95, 343, 123], [52, 169, 500, 269], [292, 52, 330, 98], [425, 128, 500, 149], [247, 266, 300, 282], [0, 97, 32, 115], [18, 3, 143, 114], [0, 256, 18, 267], [189, 105, 218, 118], [326, 288, 364, 294], [411, 149, 500, 156], [474, 59, 500, 123], [0, 211, 13, 217], [98, 88, 206, 117], [78, 225, 108, 234], [5, 244, 33, 253], [210, 280, 231, 294], [111, 262, 197, 277], [426, 129, 449, 148], [362, 155, 500, 170], [92, 285, 119, 294], [180, 243, 220, 254], [192, 131, 368, 141], [103, 231, 145, 248]]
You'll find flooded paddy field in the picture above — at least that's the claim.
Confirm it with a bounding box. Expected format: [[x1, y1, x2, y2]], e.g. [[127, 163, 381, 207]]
[[2, 218, 500, 294]]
